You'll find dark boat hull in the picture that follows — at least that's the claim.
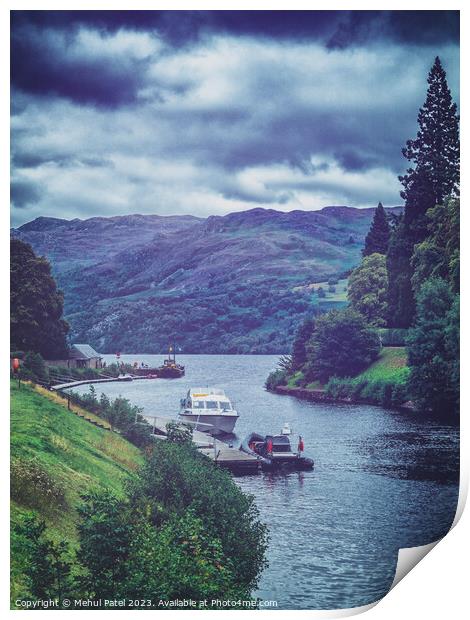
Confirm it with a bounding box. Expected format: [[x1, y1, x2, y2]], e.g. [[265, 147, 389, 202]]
[[240, 432, 314, 471]]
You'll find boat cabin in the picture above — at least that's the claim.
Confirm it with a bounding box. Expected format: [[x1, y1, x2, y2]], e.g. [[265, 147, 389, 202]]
[[182, 387, 233, 412]]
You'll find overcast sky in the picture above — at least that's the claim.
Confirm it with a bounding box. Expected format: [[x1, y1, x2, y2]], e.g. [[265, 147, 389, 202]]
[[10, 10, 460, 227]]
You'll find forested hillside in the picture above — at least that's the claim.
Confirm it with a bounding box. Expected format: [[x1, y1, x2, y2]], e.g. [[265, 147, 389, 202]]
[[11, 206, 400, 353]]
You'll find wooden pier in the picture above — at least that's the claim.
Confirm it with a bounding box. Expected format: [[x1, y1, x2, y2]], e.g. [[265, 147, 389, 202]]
[[142, 414, 261, 474], [50, 376, 135, 391]]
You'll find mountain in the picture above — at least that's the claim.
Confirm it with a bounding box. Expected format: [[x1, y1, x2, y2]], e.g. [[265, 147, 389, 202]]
[[11, 206, 401, 354]]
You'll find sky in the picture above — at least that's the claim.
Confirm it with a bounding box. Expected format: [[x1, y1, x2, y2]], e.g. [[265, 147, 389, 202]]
[[10, 10, 460, 227]]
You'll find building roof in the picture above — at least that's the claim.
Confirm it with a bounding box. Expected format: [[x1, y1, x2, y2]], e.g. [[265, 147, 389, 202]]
[[70, 344, 102, 359]]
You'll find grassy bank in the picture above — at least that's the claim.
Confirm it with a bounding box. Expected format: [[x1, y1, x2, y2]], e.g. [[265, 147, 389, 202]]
[[270, 347, 410, 408], [10, 381, 143, 600], [324, 347, 410, 407]]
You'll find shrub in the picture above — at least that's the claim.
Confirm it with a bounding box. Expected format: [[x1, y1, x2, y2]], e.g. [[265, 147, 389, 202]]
[[265, 369, 288, 390], [165, 421, 193, 445], [21, 351, 49, 383], [304, 308, 381, 382], [11, 458, 66, 510], [13, 513, 73, 602], [128, 442, 268, 591]]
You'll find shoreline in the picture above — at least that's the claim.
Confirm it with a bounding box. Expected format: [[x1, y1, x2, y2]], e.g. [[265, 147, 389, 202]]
[[271, 384, 415, 412]]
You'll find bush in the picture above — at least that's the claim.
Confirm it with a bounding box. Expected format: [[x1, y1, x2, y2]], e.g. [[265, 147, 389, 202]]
[[165, 421, 193, 445], [348, 253, 388, 327], [265, 369, 288, 390], [13, 513, 73, 602], [68, 388, 152, 448], [325, 374, 410, 407], [304, 308, 381, 382], [128, 442, 268, 591], [11, 458, 66, 511], [287, 371, 305, 387], [21, 351, 49, 383]]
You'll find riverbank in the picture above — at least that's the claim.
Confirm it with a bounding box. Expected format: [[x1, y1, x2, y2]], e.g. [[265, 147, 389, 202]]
[[10, 380, 143, 602], [10, 379, 268, 607], [269, 348, 412, 410]]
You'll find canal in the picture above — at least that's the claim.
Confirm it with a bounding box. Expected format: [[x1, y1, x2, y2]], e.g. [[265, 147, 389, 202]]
[[72, 354, 459, 610]]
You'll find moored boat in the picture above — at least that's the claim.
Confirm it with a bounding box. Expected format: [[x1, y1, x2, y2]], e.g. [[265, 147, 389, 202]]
[[179, 387, 239, 435], [156, 345, 185, 378], [240, 428, 314, 471]]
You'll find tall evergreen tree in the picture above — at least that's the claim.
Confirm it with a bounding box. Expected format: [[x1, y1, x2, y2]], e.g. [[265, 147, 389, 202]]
[[363, 202, 390, 256], [400, 56, 460, 215], [387, 57, 459, 327]]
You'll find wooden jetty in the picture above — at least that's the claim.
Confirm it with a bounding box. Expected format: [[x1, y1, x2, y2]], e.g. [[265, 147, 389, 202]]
[[50, 376, 134, 391], [142, 414, 261, 474]]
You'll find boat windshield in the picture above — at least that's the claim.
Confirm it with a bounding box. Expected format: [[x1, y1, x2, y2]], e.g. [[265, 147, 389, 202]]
[[192, 400, 205, 409], [205, 401, 218, 409], [219, 401, 232, 410]]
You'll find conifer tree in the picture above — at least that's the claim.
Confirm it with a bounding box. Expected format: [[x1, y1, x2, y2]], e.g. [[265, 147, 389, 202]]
[[387, 57, 459, 327], [400, 56, 460, 219], [363, 202, 390, 256]]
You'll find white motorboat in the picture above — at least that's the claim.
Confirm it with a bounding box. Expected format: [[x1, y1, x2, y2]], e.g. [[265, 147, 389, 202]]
[[179, 387, 239, 435]]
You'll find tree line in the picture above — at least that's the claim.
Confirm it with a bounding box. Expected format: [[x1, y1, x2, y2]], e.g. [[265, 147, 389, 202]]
[[268, 57, 459, 416]]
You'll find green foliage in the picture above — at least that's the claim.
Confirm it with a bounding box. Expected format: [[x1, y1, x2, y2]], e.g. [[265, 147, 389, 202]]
[[128, 441, 268, 591], [411, 198, 459, 294], [324, 348, 410, 407], [291, 317, 316, 371], [287, 371, 305, 388], [10, 238, 69, 359], [11, 457, 66, 512], [124, 509, 249, 605], [386, 218, 415, 328], [69, 387, 151, 447], [13, 513, 74, 604], [388, 58, 459, 328], [77, 490, 133, 598], [325, 375, 409, 408], [406, 278, 459, 414], [265, 369, 288, 391], [363, 203, 390, 256], [21, 351, 49, 383], [400, 57, 459, 209], [348, 253, 388, 327], [304, 308, 381, 382], [165, 421, 193, 445], [11, 383, 266, 607]]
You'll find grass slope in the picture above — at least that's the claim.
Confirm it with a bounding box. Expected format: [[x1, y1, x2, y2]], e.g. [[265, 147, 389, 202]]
[[323, 347, 410, 406], [355, 347, 408, 382], [10, 381, 143, 599]]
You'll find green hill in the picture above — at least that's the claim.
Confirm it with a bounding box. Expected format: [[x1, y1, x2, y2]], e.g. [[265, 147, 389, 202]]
[[11, 206, 402, 354], [10, 381, 143, 600]]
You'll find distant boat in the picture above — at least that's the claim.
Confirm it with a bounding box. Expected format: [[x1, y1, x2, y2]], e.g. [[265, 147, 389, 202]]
[[179, 387, 239, 435], [156, 345, 185, 378]]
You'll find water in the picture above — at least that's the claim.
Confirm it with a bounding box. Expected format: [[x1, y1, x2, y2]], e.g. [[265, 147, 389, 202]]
[[72, 354, 459, 610]]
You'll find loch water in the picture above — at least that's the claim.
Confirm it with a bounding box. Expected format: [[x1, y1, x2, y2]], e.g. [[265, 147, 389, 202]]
[[73, 354, 459, 610]]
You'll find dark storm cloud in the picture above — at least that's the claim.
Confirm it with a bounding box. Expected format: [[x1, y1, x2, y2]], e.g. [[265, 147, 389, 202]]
[[11, 11, 459, 107], [10, 11, 460, 226], [11, 179, 43, 208], [10, 23, 157, 106]]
